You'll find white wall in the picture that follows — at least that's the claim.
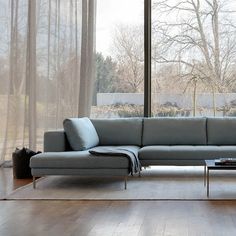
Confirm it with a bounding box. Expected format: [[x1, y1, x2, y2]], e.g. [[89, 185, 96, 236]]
[[97, 93, 236, 108]]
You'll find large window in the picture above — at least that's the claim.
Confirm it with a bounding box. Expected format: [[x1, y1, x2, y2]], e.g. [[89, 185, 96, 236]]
[[92, 0, 236, 118], [90, 0, 144, 118], [151, 0, 236, 117], [1, 0, 236, 162]]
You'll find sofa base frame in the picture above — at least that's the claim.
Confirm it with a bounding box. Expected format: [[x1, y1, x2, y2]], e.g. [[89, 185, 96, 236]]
[[32, 176, 128, 190]]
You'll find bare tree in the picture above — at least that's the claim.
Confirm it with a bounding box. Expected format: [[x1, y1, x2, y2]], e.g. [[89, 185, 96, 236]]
[[152, 0, 236, 94], [112, 24, 144, 93]]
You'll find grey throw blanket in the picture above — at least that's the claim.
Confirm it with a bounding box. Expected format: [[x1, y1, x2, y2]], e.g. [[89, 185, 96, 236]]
[[89, 147, 141, 175]]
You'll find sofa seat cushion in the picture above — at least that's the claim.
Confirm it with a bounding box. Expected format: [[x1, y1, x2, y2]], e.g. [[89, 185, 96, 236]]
[[139, 145, 236, 160], [30, 146, 140, 169]]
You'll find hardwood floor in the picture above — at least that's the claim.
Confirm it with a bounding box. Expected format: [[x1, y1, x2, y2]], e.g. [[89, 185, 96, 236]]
[[1, 167, 236, 236], [0, 167, 32, 197]]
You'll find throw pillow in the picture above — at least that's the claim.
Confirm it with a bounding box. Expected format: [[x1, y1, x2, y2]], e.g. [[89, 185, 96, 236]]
[[63, 117, 99, 151]]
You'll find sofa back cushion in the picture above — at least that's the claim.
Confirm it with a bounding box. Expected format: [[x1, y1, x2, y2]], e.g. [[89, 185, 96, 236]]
[[91, 118, 142, 146], [63, 117, 99, 151], [207, 118, 236, 145], [142, 117, 207, 145]]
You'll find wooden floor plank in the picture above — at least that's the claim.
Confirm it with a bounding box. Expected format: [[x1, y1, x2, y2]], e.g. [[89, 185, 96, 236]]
[[1, 167, 236, 235], [0, 167, 32, 197]]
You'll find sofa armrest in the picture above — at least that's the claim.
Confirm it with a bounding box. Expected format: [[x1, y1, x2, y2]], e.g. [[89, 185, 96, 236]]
[[44, 130, 70, 152]]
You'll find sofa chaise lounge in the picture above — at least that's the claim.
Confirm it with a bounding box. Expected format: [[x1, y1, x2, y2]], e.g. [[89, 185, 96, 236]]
[[30, 117, 236, 189]]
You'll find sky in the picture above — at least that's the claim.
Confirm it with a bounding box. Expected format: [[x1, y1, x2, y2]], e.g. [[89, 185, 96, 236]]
[[96, 0, 144, 56]]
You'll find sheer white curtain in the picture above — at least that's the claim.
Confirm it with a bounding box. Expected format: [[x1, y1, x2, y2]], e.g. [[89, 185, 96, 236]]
[[0, 0, 96, 164]]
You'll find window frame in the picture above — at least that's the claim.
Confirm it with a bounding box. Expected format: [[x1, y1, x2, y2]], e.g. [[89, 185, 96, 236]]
[[144, 0, 152, 117]]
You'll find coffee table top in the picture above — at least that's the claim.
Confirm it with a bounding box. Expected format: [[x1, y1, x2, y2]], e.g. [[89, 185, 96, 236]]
[[205, 159, 236, 169]]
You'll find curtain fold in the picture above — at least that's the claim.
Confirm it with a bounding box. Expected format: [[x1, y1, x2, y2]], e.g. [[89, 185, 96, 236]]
[[0, 0, 96, 163], [78, 0, 96, 117], [26, 0, 37, 150]]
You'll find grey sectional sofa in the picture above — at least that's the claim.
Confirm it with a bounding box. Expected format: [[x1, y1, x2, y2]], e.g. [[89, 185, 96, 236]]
[[30, 117, 236, 189]]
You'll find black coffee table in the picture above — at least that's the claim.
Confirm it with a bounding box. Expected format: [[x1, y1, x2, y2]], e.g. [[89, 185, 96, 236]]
[[204, 160, 236, 197]]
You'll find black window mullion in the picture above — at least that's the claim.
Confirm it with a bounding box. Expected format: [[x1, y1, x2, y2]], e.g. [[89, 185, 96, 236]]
[[144, 0, 152, 117]]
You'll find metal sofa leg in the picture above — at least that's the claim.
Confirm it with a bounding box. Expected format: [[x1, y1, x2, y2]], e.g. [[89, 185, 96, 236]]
[[124, 176, 127, 190], [33, 176, 36, 189]]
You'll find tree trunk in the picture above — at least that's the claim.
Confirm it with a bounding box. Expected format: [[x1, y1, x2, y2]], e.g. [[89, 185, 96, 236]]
[[212, 86, 216, 117], [212, 0, 221, 85], [193, 80, 197, 117]]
